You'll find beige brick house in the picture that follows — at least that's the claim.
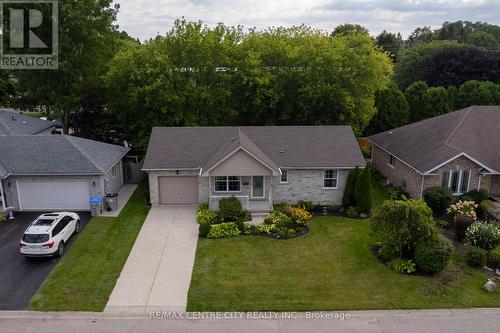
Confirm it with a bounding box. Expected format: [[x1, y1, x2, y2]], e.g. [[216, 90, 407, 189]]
[[142, 126, 365, 212], [368, 106, 500, 199]]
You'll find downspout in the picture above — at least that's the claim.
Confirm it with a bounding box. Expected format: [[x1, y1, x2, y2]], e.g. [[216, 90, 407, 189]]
[[0, 179, 6, 211], [420, 174, 425, 200], [477, 174, 482, 190]]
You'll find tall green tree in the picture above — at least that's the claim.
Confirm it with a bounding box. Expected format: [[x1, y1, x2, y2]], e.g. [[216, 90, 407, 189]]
[[355, 167, 372, 214], [376, 30, 403, 61], [331, 23, 369, 37], [425, 86, 452, 117], [342, 167, 360, 208], [366, 84, 409, 135], [457, 80, 500, 108], [404, 81, 430, 122], [14, 0, 120, 133]]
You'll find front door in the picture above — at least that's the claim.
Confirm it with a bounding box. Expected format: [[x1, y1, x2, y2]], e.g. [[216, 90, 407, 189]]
[[252, 176, 264, 198]]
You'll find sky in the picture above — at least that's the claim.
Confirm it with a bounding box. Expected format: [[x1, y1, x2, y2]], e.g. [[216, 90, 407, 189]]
[[115, 0, 500, 41]]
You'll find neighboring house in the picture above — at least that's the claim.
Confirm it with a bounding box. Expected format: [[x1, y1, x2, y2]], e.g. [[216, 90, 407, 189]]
[[368, 106, 500, 199], [0, 109, 55, 136], [142, 126, 365, 212], [0, 135, 129, 212]]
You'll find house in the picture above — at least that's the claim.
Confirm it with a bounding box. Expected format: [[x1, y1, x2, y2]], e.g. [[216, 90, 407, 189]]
[[0, 109, 55, 136], [142, 126, 365, 212], [368, 106, 500, 199], [0, 135, 129, 212]]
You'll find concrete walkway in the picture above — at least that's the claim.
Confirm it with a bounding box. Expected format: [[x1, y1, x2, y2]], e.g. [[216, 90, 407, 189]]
[[100, 184, 138, 217], [105, 206, 198, 312], [2, 308, 500, 333]]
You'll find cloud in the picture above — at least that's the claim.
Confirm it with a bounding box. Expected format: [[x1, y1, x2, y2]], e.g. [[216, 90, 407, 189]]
[[115, 0, 500, 41]]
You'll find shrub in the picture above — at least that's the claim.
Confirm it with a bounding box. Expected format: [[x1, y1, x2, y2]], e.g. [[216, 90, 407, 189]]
[[342, 167, 360, 208], [477, 200, 496, 221], [256, 223, 275, 235], [196, 208, 218, 225], [313, 204, 323, 212], [465, 246, 487, 267], [487, 246, 500, 268], [219, 197, 243, 220], [287, 229, 296, 238], [387, 258, 416, 274], [206, 222, 241, 239], [377, 243, 399, 263], [355, 167, 372, 214], [361, 146, 371, 158], [465, 221, 500, 251], [265, 211, 292, 228], [454, 215, 475, 241], [288, 207, 312, 227], [327, 204, 341, 213], [423, 187, 453, 216], [243, 223, 257, 235], [414, 236, 453, 273], [345, 206, 359, 218], [447, 200, 478, 220], [386, 185, 408, 200], [435, 219, 449, 228], [371, 200, 436, 257], [461, 189, 489, 204], [297, 200, 314, 212], [198, 222, 211, 238], [273, 202, 287, 211], [271, 225, 288, 239], [197, 202, 209, 211]]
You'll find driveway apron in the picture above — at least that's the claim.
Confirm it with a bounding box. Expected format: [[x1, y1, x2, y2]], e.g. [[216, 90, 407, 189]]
[[105, 206, 198, 312]]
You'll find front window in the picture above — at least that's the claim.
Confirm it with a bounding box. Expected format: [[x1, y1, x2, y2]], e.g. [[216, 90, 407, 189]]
[[214, 176, 241, 192], [324, 169, 338, 189], [441, 170, 470, 195], [280, 170, 288, 183]]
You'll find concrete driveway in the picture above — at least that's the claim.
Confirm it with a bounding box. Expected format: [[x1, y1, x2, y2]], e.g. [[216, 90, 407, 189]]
[[105, 206, 198, 312], [0, 212, 91, 310]]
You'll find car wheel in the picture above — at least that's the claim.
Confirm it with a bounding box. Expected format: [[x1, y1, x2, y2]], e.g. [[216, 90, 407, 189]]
[[56, 242, 64, 257], [75, 220, 81, 234]]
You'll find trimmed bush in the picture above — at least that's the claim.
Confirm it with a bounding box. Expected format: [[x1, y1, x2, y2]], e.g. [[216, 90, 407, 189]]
[[371, 199, 436, 257], [199, 222, 211, 238], [196, 208, 218, 225], [461, 189, 489, 204], [219, 196, 243, 221], [377, 243, 399, 263], [414, 236, 453, 273], [197, 202, 209, 211], [423, 186, 453, 216], [206, 222, 241, 239], [297, 200, 314, 212], [465, 246, 487, 267], [454, 215, 475, 241], [465, 221, 500, 251], [355, 167, 372, 214], [487, 246, 500, 268], [342, 167, 360, 208]]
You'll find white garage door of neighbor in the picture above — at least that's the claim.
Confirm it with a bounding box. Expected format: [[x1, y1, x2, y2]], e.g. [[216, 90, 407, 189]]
[[18, 181, 90, 210], [159, 176, 198, 205]]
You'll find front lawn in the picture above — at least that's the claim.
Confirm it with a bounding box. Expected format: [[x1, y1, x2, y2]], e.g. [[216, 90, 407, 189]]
[[30, 183, 150, 311], [187, 216, 500, 311]]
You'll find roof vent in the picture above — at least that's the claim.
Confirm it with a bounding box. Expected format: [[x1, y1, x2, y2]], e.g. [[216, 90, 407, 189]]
[[280, 150, 284, 154], [22, 121, 26, 125], [11, 116, 16, 121], [231, 137, 236, 142], [388, 131, 393, 136]]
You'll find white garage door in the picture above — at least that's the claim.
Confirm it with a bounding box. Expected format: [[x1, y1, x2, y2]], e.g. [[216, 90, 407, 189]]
[[159, 176, 198, 205], [18, 181, 90, 211]]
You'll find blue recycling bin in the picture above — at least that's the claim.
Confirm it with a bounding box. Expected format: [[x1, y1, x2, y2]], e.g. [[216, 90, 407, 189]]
[[89, 197, 102, 216]]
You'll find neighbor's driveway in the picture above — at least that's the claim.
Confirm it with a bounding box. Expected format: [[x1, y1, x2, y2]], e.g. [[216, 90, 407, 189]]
[[105, 206, 198, 312], [0, 212, 91, 310]]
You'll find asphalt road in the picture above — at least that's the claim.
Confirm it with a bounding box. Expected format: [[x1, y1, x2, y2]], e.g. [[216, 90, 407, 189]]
[[0, 212, 91, 310], [1, 309, 500, 333]]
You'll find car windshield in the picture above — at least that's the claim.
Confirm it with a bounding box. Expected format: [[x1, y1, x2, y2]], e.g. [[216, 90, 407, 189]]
[[23, 234, 49, 243], [34, 218, 55, 226]]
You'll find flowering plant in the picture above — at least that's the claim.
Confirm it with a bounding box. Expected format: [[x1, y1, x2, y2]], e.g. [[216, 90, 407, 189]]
[[447, 200, 478, 220], [465, 221, 500, 251], [288, 206, 312, 227]]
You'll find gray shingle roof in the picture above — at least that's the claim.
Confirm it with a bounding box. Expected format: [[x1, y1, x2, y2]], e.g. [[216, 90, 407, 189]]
[[143, 126, 366, 171], [0, 135, 129, 177], [0, 109, 54, 136], [368, 106, 500, 173]]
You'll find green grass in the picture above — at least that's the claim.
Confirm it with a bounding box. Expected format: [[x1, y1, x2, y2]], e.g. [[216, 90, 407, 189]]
[[23, 112, 44, 118], [370, 176, 389, 209], [187, 216, 500, 311], [29, 183, 150, 311]]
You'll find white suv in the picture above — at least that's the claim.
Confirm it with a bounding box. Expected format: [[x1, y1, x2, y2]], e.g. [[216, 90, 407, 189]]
[[20, 212, 81, 257]]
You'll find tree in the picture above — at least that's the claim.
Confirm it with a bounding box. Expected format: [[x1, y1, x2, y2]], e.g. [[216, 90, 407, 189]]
[[331, 23, 369, 37], [376, 30, 403, 61], [355, 167, 372, 214], [342, 167, 360, 208], [366, 84, 409, 135], [456, 80, 499, 108], [371, 200, 436, 257], [466, 31, 498, 49], [425, 86, 452, 117], [404, 81, 430, 122], [13, 1, 120, 133], [422, 46, 500, 87], [407, 27, 434, 46]]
